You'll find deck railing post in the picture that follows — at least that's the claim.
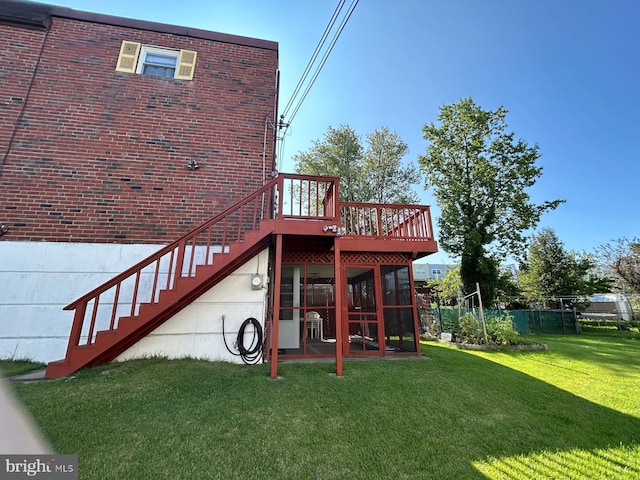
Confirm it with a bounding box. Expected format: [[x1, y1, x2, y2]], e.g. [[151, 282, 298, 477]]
[[426, 207, 433, 239], [278, 176, 285, 219], [334, 239, 343, 377], [109, 283, 121, 329], [87, 295, 101, 345]]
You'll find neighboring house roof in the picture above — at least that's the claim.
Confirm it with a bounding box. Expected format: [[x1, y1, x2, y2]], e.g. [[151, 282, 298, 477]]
[[0, 0, 278, 51]]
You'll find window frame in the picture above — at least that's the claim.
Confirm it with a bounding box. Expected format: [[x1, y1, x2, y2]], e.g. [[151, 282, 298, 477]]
[[115, 41, 197, 80], [135, 45, 179, 78]]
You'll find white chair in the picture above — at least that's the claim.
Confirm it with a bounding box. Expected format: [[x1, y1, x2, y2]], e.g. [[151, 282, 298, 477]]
[[306, 311, 323, 340]]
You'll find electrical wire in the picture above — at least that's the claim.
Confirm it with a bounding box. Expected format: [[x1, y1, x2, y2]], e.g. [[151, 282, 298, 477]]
[[280, 0, 359, 127], [280, 0, 346, 120], [286, 0, 359, 127], [222, 316, 264, 365]]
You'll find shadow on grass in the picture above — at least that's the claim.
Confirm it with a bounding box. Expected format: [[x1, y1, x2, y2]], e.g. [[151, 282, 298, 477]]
[[10, 347, 640, 480]]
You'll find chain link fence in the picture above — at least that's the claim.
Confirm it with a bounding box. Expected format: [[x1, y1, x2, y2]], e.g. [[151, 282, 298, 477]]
[[417, 294, 640, 338]]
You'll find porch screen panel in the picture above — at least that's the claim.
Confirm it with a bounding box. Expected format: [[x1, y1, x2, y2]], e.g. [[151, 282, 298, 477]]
[[279, 262, 337, 355], [383, 307, 416, 352], [381, 265, 417, 352], [277, 264, 303, 349], [306, 276, 335, 340]]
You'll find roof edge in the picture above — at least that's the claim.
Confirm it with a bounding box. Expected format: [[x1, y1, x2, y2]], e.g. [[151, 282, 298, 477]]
[[49, 5, 278, 51], [1, 1, 278, 51], [0, 0, 51, 30]]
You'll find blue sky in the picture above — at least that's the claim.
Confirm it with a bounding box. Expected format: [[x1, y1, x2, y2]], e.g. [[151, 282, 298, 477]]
[[44, 0, 639, 264]]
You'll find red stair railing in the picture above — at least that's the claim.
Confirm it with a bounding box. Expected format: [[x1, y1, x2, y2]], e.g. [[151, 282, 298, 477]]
[[59, 173, 341, 361], [61, 177, 277, 358]]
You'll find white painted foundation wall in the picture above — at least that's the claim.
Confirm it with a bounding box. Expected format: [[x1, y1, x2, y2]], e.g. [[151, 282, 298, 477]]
[[0, 241, 269, 364], [115, 252, 268, 364]]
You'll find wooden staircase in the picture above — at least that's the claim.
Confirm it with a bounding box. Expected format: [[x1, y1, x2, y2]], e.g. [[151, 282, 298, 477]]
[[44, 172, 437, 378], [45, 179, 280, 379]]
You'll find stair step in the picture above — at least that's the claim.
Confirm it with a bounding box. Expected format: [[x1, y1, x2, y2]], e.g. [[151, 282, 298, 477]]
[[154, 289, 184, 306], [45, 221, 274, 378], [45, 360, 71, 379], [94, 329, 117, 343], [115, 316, 139, 332], [137, 302, 166, 318]]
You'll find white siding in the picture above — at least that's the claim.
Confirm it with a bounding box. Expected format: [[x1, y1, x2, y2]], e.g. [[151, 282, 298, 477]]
[[0, 241, 268, 364]]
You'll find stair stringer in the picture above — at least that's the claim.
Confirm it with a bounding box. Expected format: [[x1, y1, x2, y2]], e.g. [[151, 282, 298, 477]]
[[45, 222, 274, 379]]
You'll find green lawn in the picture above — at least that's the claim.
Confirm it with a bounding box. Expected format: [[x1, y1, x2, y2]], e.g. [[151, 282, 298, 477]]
[[3, 331, 640, 479], [0, 359, 44, 377]]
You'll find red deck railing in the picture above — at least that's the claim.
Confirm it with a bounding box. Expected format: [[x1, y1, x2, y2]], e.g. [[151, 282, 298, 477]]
[[339, 202, 434, 240], [59, 173, 433, 359], [278, 174, 338, 219], [60, 174, 339, 355]]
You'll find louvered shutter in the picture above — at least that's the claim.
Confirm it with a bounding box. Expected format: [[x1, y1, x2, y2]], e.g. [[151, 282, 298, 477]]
[[175, 49, 197, 80], [115, 41, 141, 73]]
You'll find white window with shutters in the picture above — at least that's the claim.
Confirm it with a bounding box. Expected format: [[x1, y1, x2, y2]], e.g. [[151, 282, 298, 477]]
[[115, 41, 197, 80]]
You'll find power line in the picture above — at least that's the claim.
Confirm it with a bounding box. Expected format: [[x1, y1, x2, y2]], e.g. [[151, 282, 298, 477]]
[[286, 0, 359, 127], [280, 0, 346, 120], [279, 0, 359, 130]]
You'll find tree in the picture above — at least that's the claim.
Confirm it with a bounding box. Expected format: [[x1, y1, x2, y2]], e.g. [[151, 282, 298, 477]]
[[600, 237, 640, 293], [294, 125, 365, 202], [363, 127, 419, 204], [427, 266, 462, 306], [419, 98, 563, 305], [519, 228, 611, 307], [294, 125, 419, 203], [494, 267, 524, 308]]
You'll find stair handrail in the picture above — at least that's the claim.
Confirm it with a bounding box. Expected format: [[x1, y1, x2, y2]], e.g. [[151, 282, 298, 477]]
[[63, 175, 282, 311]]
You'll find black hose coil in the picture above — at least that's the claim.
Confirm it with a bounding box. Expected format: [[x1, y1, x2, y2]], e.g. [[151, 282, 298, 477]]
[[222, 316, 263, 365]]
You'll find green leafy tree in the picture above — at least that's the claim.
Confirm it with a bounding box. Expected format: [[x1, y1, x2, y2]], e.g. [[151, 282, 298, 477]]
[[428, 266, 462, 306], [495, 267, 524, 308], [419, 98, 563, 305], [294, 125, 365, 202], [294, 125, 419, 203], [519, 228, 611, 307], [363, 127, 419, 204], [600, 237, 640, 293]]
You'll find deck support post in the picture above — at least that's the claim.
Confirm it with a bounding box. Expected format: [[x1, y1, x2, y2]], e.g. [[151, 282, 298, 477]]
[[409, 259, 422, 355], [270, 234, 283, 379], [334, 237, 343, 376]]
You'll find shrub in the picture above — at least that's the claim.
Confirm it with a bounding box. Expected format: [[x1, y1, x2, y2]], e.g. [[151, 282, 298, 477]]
[[458, 312, 482, 343], [440, 308, 460, 335], [449, 313, 522, 345], [486, 315, 519, 345]]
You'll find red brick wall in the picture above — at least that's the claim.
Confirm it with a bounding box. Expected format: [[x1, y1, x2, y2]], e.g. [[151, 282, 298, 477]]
[[0, 17, 278, 243]]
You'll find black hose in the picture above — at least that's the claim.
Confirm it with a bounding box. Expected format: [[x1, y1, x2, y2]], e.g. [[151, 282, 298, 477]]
[[222, 316, 263, 365]]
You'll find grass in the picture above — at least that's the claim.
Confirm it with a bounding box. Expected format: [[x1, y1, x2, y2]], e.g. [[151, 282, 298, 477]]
[[3, 331, 640, 479], [0, 359, 44, 377]]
